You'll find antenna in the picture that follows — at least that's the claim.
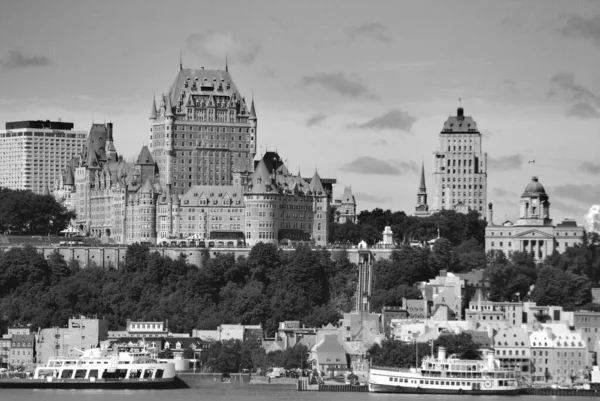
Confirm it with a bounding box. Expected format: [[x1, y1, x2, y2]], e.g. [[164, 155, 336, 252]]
[[179, 50, 183, 71], [225, 52, 228, 72]]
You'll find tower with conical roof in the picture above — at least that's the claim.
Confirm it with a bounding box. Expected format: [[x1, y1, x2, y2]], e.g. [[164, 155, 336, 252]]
[[415, 162, 430, 217], [431, 106, 487, 216], [310, 169, 330, 245], [243, 158, 280, 246], [335, 186, 356, 223]]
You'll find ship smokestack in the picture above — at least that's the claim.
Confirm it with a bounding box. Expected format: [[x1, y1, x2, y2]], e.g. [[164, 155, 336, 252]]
[[487, 350, 495, 369], [438, 346, 446, 361]]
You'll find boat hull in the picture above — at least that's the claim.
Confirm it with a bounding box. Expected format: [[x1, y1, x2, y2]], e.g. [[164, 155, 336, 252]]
[[369, 382, 522, 395], [0, 377, 188, 390]]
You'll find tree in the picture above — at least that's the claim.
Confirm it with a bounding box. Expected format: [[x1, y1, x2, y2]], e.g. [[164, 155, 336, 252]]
[[434, 332, 480, 360], [367, 339, 430, 368]]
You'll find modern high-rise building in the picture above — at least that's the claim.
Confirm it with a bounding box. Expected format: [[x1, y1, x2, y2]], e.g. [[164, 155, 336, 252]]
[[0, 120, 86, 194], [149, 63, 257, 194], [431, 107, 487, 214]]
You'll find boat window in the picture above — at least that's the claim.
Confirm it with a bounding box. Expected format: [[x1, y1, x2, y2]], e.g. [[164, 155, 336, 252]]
[[129, 369, 142, 379], [75, 369, 87, 379], [156, 369, 164, 378], [389, 377, 393, 382], [89, 370, 98, 378], [144, 369, 154, 379], [61, 369, 74, 379], [419, 380, 423, 384], [435, 380, 439, 385]]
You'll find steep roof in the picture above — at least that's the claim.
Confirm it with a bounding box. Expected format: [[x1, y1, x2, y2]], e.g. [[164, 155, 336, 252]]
[[168, 68, 245, 105], [315, 335, 346, 365], [249, 98, 257, 120], [136, 146, 155, 165], [164, 94, 174, 117], [310, 170, 324, 194], [140, 178, 154, 194], [150, 96, 157, 119], [441, 107, 479, 134], [247, 159, 275, 194], [340, 186, 355, 204], [175, 185, 245, 207]]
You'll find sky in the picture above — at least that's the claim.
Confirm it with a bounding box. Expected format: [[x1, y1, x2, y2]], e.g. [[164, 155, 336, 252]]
[[0, 0, 599, 225]]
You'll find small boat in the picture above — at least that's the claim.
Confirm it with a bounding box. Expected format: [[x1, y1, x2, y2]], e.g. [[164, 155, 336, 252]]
[[368, 346, 522, 395], [0, 345, 186, 389]]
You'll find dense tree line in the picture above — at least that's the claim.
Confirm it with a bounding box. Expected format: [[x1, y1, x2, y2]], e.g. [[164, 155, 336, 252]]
[[0, 243, 357, 335], [0, 187, 76, 235], [331, 209, 486, 247], [367, 333, 481, 368], [485, 233, 600, 309]]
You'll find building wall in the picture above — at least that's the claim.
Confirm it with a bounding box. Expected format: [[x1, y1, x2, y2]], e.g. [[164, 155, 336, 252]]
[[36, 317, 108, 364], [0, 125, 86, 194], [431, 108, 487, 213], [9, 335, 35, 368]]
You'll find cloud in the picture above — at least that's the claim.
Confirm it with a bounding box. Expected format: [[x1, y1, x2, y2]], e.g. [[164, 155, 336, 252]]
[[300, 72, 377, 99], [581, 162, 600, 174], [346, 109, 417, 132], [354, 192, 393, 203], [497, 79, 517, 95], [488, 154, 525, 170], [558, 14, 600, 47], [0, 50, 51, 71], [373, 139, 389, 146], [346, 22, 392, 44], [186, 31, 260, 65], [549, 72, 600, 118], [341, 157, 417, 175], [551, 184, 600, 205], [492, 188, 518, 198], [306, 113, 327, 127], [551, 199, 589, 219], [481, 130, 494, 138]]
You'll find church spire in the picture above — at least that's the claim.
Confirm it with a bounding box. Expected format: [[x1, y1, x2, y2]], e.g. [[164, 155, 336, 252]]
[[419, 162, 426, 193], [179, 50, 183, 71], [225, 52, 228, 72]]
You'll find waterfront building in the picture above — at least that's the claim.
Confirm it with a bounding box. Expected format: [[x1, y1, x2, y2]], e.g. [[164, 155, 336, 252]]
[[334, 186, 357, 223], [0, 338, 10, 368], [0, 120, 86, 194], [530, 326, 587, 384], [36, 316, 108, 365], [493, 326, 531, 375], [431, 107, 488, 214], [9, 334, 35, 368], [310, 334, 348, 378], [486, 176, 585, 260]]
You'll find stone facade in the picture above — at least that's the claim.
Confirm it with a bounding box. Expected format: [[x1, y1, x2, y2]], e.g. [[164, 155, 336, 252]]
[[54, 67, 335, 247], [486, 176, 584, 260], [334, 186, 357, 223], [432, 107, 487, 214]]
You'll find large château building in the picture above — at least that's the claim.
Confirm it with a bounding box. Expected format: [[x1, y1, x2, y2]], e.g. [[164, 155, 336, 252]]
[[431, 107, 487, 214], [485, 176, 584, 260], [0, 120, 86, 194], [54, 66, 334, 247]]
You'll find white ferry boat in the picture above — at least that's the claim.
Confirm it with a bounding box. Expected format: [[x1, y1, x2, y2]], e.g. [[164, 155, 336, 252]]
[[0, 345, 184, 389], [369, 346, 522, 395]]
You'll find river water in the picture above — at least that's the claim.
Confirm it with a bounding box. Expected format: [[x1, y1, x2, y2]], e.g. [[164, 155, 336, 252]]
[[1, 387, 598, 401]]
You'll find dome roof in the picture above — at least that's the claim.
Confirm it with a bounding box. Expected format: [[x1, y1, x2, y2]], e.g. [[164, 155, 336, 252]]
[[522, 176, 546, 197]]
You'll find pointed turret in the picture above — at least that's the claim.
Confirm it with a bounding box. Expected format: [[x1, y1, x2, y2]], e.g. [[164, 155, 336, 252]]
[[136, 146, 155, 165], [249, 98, 257, 121], [310, 170, 324, 194], [140, 178, 154, 194], [248, 159, 273, 194], [150, 95, 157, 120], [164, 94, 174, 118]]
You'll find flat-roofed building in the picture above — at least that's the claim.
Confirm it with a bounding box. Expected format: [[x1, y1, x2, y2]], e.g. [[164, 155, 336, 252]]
[[0, 120, 86, 194]]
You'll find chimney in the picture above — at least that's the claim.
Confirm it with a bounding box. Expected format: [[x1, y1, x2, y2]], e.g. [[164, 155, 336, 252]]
[[487, 202, 493, 225], [107, 122, 113, 141]]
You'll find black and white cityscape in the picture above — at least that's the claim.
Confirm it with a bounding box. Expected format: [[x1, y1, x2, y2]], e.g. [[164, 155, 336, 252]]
[[0, 0, 599, 398]]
